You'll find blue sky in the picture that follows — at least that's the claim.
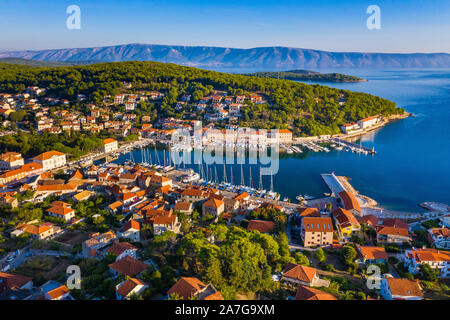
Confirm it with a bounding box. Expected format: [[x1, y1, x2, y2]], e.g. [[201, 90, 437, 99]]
[[0, 0, 449, 52]]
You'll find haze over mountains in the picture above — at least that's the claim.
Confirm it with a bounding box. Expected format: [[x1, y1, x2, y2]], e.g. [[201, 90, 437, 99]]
[[1, 43, 449, 69]]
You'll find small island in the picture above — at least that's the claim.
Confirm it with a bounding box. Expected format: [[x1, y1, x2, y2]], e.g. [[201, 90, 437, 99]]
[[244, 69, 367, 83]]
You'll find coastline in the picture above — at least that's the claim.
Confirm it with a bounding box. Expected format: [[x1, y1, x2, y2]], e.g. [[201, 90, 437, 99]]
[[290, 111, 412, 143]]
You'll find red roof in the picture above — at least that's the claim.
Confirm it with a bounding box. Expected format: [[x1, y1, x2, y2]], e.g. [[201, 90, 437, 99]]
[[295, 285, 337, 300], [120, 219, 140, 232], [360, 214, 379, 226], [0, 272, 32, 291], [116, 278, 146, 297], [108, 256, 147, 276], [298, 207, 320, 217], [338, 190, 361, 213], [282, 263, 317, 283], [247, 220, 276, 233], [106, 241, 137, 256], [203, 198, 224, 209]]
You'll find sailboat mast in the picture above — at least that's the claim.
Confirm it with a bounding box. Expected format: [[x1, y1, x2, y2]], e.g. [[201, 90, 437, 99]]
[[270, 172, 274, 192], [223, 164, 227, 183], [259, 168, 263, 190]]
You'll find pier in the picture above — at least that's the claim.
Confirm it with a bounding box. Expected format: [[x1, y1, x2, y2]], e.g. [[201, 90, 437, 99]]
[[332, 138, 376, 154], [320, 173, 345, 196]]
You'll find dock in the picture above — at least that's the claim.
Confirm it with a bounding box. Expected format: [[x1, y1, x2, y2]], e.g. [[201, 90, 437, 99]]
[[332, 138, 376, 154], [320, 173, 345, 196]]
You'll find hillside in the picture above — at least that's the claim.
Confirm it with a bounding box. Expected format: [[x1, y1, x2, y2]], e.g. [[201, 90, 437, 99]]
[[1, 44, 450, 69], [0, 61, 405, 136], [244, 70, 366, 83]]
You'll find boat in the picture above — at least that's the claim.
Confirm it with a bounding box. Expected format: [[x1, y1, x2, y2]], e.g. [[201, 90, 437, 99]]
[[182, 172, 200, 183]]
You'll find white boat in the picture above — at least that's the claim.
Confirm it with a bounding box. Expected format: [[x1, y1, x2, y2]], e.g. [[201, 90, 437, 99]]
[[182, 172, 200, 183]]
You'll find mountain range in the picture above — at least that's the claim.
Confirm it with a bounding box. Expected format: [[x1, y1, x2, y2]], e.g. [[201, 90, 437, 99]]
[[1, 43, 449, 69]]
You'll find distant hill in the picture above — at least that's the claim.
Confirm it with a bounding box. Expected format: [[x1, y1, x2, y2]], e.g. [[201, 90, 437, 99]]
[[0, 58, 98, 67], [1, 44, 449, 69], [244, 69, 366, 83]]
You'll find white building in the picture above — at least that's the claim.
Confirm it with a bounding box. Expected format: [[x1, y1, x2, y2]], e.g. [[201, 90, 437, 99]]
[[0, 152, 24, 170], [402, 248, 450, 278], [357, 116, 381, 129], [33, 151, 66, 171], [380, 276, 423, 300], [428, 228, 450, 249], [340, 122, 361, 134], [103, 138, 119, 153]]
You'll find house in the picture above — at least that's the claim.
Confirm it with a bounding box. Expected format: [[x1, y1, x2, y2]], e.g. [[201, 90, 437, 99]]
[[360, 214, 379, 228], [380, 276, 423, 300], [109, 255, 147, 277], [13, 222, 57, 240], [340, 122, 361, 134], [428, 228, 450, 249], [117, 220, 141, 242], [357, 115, 381, 129], [150, 215, 180, 235], [202, 198, 224, 221], [116, 278, 147, 300], [167, 277, 223, 300], [234, 192, 250, 207], [332, 208, 361, 240], [0, 167, 28, 185], [0, 193, 18, 208], [44, 284, 73, 300], [355, 245, 388, 265], [0, 152, 24, 170], [223, 197, 239, 214], [119, 173, 137, 185], [0, 272, 33, 294], [46, 201, 75, 222], [33, 150, 66, 171], [106, 241, 138, 261], [69, 169, 83, 181], [108, 201, 123, 214], [297, 207, 321, 218], [281, 263, 323, 287], [294, 285, 337, 300], [247, 220, 276, 234], [103, 138, 118, 153], [338, 190, 361, 216], [402, 248, 450, 278], [301, 217, 334, 247], [180, 188, 208, 203], [376, 226, 411, 244], [277, 129, 293, 143], [21, 162, 44, 177], [174, 202, 193, 215], [382, 218, 410, 231], [125, 101, 136, 111], [36, 183, 78, 197], [72, 190, 92, 202], [150, 175, 172, 188], [82, 231, 117, 258]]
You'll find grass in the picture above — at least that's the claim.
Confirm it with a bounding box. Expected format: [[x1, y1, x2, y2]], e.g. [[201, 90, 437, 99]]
[[13, 256, 72, 285], [421, 280, 450, 300]]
